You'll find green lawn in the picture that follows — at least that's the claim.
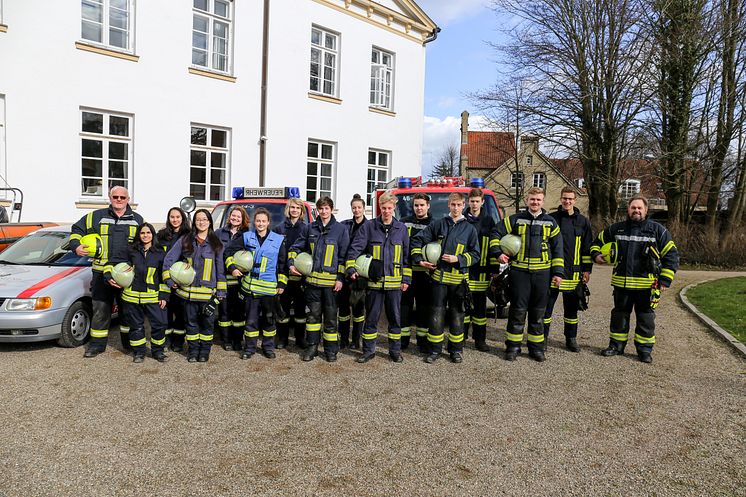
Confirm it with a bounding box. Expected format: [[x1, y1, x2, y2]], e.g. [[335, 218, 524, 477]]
[[686, 277, 746, 344]]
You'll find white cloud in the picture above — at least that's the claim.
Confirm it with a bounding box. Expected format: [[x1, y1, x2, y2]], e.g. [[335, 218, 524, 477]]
[[421, 114, 491, 176], [417, 0, 488, 25]]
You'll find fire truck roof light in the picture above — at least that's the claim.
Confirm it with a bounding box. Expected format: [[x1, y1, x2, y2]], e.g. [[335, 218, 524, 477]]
[[398, 177, 413, 189], [231, 186, 301, 200], [470, 177, 485, 188]]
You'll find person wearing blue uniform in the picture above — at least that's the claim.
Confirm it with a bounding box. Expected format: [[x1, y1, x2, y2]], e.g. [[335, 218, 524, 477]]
[[164, 209, 227, 362], [490, 187, 564, 362], [273, 198, 308, 349], [70, 186, 143, 358], [156, 207, 190, 352], [410, 192, 480, 364], [400, 192, 432, 353], [338, 194, 368, 350], [346, 192, 411, 363], [226, 208, 287, 359], [216, 206, 250, 351], [288, 196, 350, 362], [120, 223, 170, 363]]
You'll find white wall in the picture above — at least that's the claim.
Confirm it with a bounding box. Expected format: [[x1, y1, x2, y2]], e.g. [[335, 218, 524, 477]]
[[0, 1, 430, 223]]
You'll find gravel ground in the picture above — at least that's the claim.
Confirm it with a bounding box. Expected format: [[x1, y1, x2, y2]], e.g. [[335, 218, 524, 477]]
[[0, 266, 744, 497]]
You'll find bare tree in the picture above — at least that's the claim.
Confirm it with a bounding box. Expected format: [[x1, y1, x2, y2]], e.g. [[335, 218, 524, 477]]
[[488, 0, 652, 225], [430, 144, 460, 178]]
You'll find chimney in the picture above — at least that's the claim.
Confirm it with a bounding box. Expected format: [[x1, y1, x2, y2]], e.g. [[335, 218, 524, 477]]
[[460, 111, 470, 174], [460, 110, 469, 145]]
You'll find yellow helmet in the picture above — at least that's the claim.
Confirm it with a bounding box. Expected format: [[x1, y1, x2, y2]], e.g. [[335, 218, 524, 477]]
[[80, 233, 103, 258], [500, 234, 522, 257], [294, 252, 313, 276], [600, 242, 618, 264], [169, 261, 196, 287], [232, 250, 254, 272], [110, 262, 135, 288], [423, 242, 442, 265]]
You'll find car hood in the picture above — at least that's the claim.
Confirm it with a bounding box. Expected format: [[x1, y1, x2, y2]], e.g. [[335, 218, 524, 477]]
[[0, 264, 88, 298]]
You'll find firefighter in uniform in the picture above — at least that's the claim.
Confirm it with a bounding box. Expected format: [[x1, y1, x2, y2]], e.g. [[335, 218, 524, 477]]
[[400, 192, 433, 353], [411, 192, 480, 364], [226, 207, 287, 359], [164, 209, 227, 362], [338, 194, 368, 350], [346, 192, 411, 363], [543, 186, 593, 352], [590, 194, 679, 363], [121, 223, 170, 363], [273, 198, 308, 349], [156, 207, 190, 352], [216, 206, 250, 351], [464, 187, 496, 352], [288, 196, 350, 363], [70, 186, 143, 358], [491, 187, 564, 362]]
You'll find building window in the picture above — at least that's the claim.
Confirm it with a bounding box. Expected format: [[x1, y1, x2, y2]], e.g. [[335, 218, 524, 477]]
[[190, 125, 229, 201], [511, 171, 524, 189], [367, 149, 390, 205], [575, 178, 585, 189], [192, 0, 232, 73], [80, 109, 131, 197], [307, 140, 335, 202], [81, 0, 132, 50], [370, 48, 394, 110], [526, 155, 533, 165], [532, 172, 546, 189], [310, 27, 339, 97], [619, 179, 641, 199]]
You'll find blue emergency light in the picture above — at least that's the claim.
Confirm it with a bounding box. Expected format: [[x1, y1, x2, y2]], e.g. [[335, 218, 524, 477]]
[[232, 187, 245, 199], [398, 177, 413, 188], [470, 177, 485, 188]]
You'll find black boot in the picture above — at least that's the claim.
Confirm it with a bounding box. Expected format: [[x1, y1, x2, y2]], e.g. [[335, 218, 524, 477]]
[[566, 337, 580, 352], [120, 332, 131, 351], [301, 344, 318, 362], [504, 347, 519, 361], [601, 341, 625, 357], [276, 323, 289, 349], [528, 347, 546, 362], [474, 340, 489, 352], [401, 336, 410, 350]]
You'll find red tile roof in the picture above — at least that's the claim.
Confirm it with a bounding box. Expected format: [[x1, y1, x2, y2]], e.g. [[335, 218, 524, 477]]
[[461, 131, 515, 169]]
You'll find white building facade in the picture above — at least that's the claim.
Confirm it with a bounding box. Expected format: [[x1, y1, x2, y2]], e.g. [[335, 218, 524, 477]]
[[0, 0, 437, 222]]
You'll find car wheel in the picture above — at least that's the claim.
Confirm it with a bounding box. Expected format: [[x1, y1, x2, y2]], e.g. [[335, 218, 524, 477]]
[[57, 301, 92, 348]]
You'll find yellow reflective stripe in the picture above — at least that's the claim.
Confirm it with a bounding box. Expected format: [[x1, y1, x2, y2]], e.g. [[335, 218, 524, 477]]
[[324, 245, 335, 266], [129, 338, 147, 347], [574, 236, 581, 266], [119, 326, 129, 333], [660, 268, 675, 281], [611, 275, 655, 288], [217, 321, 232, 327], [202, 258, 213, 281], [372, 245, 381, 260], [233, 321, 246, 327], [345, 259, 356, 269], [146, 267, 156, 285], [411, 247, 423, 255], [260, 256, 267, 273], [85, 212, 94, 230], [427, 332, 444, 343], [216, 281, 227, 291], [70, 233, 82, 241], [323, 332, 338, 341], [480, 236, 489, 266], [362, 332, 378, 340], [550, 226, 560, 237], [353, 315, 366, 323], [527, 333, 544, 343], [610, 332, 628, 341], [90, 328, 109, 338], [306, 323, 322, 332], [563, 317, 579, 324], [448, 333, 464, 343], [403, 267, 412, 278], [472, 317, 488, 325], [661, 240, 676, 256], [394, 244, 401, 264], [634, 333, 656, 344], [388, 332, 402, 340], [338, 315, 351, 322], [288, 251, 298, 259], [505, 332, 523, 342], [455, 243, 464, 255], [543, 317, 553, 324], [400, 327, 411, 336], [263, 329, 277, 337], [551, 258, 564, 267], [244, 330, 260, 338], [185, 334, 199, 341], [129, 225, 136, 241], [278, 274, 288, 284], [504, 217, 512, 233], [199, 334, 213, 341]]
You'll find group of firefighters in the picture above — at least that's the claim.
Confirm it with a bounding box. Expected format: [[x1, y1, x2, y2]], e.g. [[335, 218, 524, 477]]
[[68, 182, 679, 365]]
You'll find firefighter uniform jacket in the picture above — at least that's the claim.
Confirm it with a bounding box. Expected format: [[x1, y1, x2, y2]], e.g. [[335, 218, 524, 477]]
[[157, 227, 184, 254], [121, 245, 170, 305], [465, 210, 497, 292], [288, 215, 350, 288], [410, 215, 480, 285], [217, 226, 248, 288], [550, 206, 593, 290], [402, 214, 432, 273], [225, 230, 288, 296], [273, 218, 307, 282], [164, 237, 227, 301], [341, 217, 368, 245], [489, 209, 564, 278], [346, 216, 412, 290], [70, 205, 143, 273], [590, 218, 678, 289]]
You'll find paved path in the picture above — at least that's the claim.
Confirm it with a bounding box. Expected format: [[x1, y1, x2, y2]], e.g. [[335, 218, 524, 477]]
[[0, 266, 744, 496]]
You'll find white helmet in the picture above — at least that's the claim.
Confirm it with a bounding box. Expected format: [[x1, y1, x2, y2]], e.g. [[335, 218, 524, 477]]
[[424, 242, 442, 265], [111, 262, 135, 288], [500, 234, 522, 257], [294, 252, 313, 276], [170, 261, 196, 287], [232, 250, 254, 272]]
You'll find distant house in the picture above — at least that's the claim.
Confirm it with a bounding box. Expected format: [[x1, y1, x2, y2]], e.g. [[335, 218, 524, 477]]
[[459, 111, 588, 214]]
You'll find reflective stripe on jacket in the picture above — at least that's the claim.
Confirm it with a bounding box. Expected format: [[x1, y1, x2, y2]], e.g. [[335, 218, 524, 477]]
[[402, 214, 432, 273], [346, 216, 411, 290], [489, 209, 564, 277], [410, 215, 480, 286], [465, 209, 496, 292], [69, 205, 143, 272], [163, 236, 227, 301], [288, 215, 350, 288], [121, 245, 170, 305]]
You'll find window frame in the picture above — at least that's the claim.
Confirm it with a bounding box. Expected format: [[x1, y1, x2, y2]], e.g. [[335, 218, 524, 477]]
[[79, 108, 133, 199], [310, 26, 340, 98], [370, 47, 394, 111], [510, 171, 524, 190], [80, 0, 135, 52], [306, 140, 336, 202], [532, 172, 546, 189], [575, 178, 585, 189], [191, 0, 233, 74], [189, 123, 231, 202], [619, 179, 641, 199], [366, 149, 391, 206]]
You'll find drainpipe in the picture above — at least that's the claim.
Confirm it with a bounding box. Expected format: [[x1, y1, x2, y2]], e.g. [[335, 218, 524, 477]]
[[258, 0, 270, 186], [424, 27, 441, 44]]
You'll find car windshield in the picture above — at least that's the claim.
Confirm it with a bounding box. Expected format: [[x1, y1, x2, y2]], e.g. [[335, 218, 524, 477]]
[[395, 193, 502, 224], [212, 202, 295, 231], [0, 231, 91, 267]]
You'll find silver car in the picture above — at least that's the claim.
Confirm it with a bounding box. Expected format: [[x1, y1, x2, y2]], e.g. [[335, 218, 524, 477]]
[[0, 225, 93, 346]]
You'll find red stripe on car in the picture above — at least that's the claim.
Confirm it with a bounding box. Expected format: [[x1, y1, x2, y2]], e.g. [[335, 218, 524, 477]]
[[16, 267, 85, 298]]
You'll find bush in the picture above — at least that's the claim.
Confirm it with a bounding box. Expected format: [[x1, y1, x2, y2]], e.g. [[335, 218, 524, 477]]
[[668, 221, 746, 268]]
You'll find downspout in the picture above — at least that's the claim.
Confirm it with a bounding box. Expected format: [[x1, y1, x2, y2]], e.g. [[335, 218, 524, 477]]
[[258, 0, 270, 186], [423, 27, 440, 44]]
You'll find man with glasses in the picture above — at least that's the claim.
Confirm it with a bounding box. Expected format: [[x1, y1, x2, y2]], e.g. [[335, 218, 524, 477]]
[[542, 186, 593, 352], [70, 186, 143, 357]]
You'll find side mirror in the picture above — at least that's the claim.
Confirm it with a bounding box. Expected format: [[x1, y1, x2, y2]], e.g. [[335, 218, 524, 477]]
[[180, 196, 196, 214]]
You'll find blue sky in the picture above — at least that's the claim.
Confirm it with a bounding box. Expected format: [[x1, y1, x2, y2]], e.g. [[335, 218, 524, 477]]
[[415, 0, 504, 174]]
